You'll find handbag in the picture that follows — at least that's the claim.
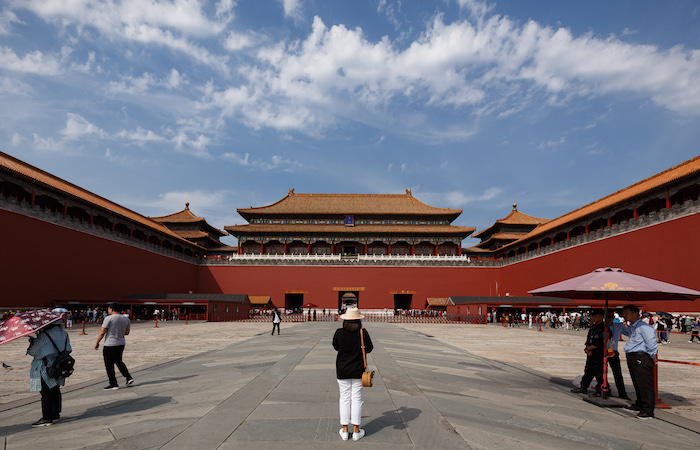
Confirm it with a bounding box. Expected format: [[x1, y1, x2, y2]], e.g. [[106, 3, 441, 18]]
[[360, 327, 374, 387]]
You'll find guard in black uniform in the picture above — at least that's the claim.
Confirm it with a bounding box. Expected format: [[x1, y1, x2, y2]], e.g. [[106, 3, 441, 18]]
[[571, 309, 605, 395]]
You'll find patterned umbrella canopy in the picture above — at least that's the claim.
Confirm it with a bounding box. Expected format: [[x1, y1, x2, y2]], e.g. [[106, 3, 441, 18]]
[[0, 309, 64, 346], [529, 267, 700, 301]]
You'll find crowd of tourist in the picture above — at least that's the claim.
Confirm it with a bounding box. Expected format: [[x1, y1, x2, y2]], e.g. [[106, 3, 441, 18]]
[[488, 309, 700, 343]]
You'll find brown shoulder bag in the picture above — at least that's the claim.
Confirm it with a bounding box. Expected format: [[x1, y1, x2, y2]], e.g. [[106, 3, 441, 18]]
[[360, 327, 374, 387]]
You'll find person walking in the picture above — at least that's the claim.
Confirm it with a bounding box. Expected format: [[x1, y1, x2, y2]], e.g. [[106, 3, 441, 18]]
[[26, 321, 71, 427], [332, 307, 373, 441], [689, 318, 700, 342], [621, 304, 658, 419], [271, 308, 281, 335], [95, 303, 134, 390]]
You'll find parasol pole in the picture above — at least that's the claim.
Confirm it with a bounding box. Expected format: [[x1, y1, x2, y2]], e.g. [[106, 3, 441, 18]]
[[601, 293, 611, 400]]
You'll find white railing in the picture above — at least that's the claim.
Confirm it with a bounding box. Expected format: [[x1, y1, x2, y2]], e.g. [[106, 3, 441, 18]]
[[216, 253, 474, 263]]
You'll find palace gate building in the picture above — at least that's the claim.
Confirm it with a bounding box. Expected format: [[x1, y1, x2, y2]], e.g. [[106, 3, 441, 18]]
[[1, 150, 699, 314]]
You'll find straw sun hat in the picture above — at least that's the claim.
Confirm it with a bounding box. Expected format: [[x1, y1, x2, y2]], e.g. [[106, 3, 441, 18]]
[[339, 307, 364, 320]]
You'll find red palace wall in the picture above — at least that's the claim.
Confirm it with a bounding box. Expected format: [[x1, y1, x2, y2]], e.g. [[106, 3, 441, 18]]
[[3, 206, 699, 313], [199, 214, 700, 312], [499, 213, 700, 312], [198, 265, 500, 310], [0, 209, 198, 309]]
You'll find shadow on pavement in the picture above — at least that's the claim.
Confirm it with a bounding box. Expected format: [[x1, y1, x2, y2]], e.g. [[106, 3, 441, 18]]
[[128, 375, 198, 387], [363, 406, 422, 435], [72, 396, 173, 421]]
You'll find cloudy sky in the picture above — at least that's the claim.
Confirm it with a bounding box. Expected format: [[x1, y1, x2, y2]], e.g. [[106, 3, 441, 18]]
[[2, 0, 699, 246]]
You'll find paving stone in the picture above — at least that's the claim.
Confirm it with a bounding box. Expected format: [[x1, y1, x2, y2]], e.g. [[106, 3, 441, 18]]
[[1, 322, 698, 449]]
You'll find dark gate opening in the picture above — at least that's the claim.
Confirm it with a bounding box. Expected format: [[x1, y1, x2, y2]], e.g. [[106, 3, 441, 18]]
[[285, 293, 304, 312], [394, 294, 412, 311], [338, 291, 359, 312]]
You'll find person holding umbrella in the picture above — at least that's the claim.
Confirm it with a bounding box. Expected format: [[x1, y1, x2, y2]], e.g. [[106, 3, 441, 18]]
[[26, 320, 72, 427], [620, 304, 658, 419]]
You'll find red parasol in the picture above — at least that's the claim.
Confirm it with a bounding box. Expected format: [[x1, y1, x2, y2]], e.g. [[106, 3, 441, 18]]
[[0, 309, 64, 346], [528, 267, 700, 302], [529, 267, 700, 404]]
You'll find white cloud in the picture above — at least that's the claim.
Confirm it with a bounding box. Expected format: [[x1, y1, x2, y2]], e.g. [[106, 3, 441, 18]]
[[222, 151, 250, 166], [417, 186, 504, 208], [279, 0, 302, 19], [116, 127, 167, 144], [19, 0, 233, 70], [223, 31, 255, 51], [222, 152, 302, 171], [62, 113, 105, 140], [0, 8, 22, 35], [32, 133, 63, 151], [197, 4, 700, 137], [107, 69, 189, 95], [10, 132, 21, 146], [70, 51, 97, 73], [0, 46, 62, 75], [0, 75, 31, 95], [537, 136, 566, 150], [127, 189, 230, 215]]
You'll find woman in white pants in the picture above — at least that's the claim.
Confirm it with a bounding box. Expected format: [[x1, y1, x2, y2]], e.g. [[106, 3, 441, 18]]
[[332, 307, 373, 441]]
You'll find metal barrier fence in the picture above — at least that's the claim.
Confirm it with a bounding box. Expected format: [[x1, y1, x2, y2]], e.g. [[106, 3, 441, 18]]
[[209, 313, 486, 324]]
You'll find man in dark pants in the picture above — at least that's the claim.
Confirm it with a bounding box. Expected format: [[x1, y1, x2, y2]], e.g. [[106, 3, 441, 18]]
[[606, 311, 630, 399], [621, 304, 658, 419], [95, 303, 134, 390], [571, 309, 605, 395]]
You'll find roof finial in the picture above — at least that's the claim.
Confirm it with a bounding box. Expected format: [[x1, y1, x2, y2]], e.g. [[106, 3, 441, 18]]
[[513, 203, 517, 210], [406, 189, 412, 195], [185, 202, 190, 210], [288, 188, 295, 195]]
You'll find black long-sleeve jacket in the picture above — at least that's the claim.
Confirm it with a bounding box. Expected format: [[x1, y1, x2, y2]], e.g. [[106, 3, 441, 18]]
[[332, 328, 373, 379]]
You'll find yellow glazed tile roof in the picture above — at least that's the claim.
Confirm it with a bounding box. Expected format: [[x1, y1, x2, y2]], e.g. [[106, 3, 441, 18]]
[[238, 190, 462, 218], [0, 151, 201, 249]]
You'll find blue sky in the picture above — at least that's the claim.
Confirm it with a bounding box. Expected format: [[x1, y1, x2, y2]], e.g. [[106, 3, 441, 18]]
[[1, 0, 699, 247]]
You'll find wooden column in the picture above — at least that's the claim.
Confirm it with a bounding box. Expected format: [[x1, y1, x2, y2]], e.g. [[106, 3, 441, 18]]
[[434, 244, 439, 256], [30, 191, 35, 206], [260, 243, 264, 254], [666, 194, 671, 209], [284, 243, 288, 254], [585, 224, 589, 234], [62, 202, 67, 216], [364, 244, 368, 254], [457, 245, 462, 256], [331, 244, 335, 254], [387, 243, 391, 255], [607, 215, 611, 227], [633, 206, 638, 219], [411, 243, 415, 255], [307, 243, 311, 254]]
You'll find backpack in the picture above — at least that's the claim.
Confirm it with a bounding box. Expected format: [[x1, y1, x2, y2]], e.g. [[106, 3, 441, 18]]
[[44, 331, 75, 379]]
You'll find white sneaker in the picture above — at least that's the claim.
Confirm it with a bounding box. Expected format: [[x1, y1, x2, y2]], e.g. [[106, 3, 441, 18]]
[[352, 429, 365, 441], [339, 429, 348, 441]]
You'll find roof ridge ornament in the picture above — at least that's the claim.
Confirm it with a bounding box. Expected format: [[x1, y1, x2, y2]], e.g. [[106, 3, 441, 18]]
[[185, 202, 190, 210], [288, 188, 295, 195], [513, 203, 517, 210], [406, 189, 412, 196]]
